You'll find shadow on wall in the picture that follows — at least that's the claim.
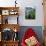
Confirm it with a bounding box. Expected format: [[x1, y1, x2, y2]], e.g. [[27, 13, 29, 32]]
[[18, 26, 44, 44]]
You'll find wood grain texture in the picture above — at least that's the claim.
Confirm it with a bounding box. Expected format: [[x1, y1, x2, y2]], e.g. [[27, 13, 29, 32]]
[[43, 0, 46, 26], [3, 41, 19, 46], [0, 24, 20, 32]]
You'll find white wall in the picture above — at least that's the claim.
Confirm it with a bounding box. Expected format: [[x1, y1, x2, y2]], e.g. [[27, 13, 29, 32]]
[[0, 0, 44, 26], [18, 0, 44, 26]]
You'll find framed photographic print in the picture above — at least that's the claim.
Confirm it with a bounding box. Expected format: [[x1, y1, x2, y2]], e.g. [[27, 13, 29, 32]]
[[9, 10, 18, 15], [2, 10, 9, 15], [25, 7, 35, 19], [10, 11, 15, 15]]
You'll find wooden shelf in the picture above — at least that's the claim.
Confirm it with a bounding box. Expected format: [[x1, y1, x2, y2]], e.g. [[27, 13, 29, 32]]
[[0, 7, 19, 24], [0, 24, 20, 32], [0, 40, 19, 46], [0, 7, 19, 10], [2, 40, 19, 42], [0, 7, 20, 46], [0, 7, 20, 32]]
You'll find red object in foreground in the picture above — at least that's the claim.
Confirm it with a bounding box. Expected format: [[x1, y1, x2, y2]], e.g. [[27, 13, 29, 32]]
[[21, 28, 41, 46]]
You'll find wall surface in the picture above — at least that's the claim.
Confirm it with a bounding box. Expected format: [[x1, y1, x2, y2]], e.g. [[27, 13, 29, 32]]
[[0, 0, 44, 26], [18, 0, 44, 26], [18, 26, 43, 44]]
